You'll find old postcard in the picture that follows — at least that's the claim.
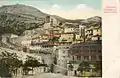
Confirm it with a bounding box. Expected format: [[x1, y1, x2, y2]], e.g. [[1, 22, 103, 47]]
[[0, 0, 102, 78]]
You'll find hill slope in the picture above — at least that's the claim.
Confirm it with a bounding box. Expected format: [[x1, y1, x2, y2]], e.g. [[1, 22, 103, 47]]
[[0, 4, 47, 18], [0, 4, 47, 35], [0, 4, 101, 35]]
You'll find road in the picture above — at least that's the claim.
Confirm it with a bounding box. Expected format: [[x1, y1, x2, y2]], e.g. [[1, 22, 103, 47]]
[[25, 73, 78, 78], [14, 73, 101, 78]]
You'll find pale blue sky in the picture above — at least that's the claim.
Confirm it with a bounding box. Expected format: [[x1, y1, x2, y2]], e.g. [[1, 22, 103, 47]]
[[0, 0, 101, 19], [0, 0, 101, 10]]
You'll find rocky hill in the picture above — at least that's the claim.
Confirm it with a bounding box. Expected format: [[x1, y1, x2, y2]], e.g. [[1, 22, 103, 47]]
[[0, 4, 47, 18], [0, 4, 47, 35], [0, 4, 101, 36]]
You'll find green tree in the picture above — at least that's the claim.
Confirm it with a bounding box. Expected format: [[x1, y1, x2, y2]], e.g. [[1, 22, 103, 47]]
[[0, 51, 22, 76], [94, 62, 102, 76], [23, 56, 41, 75], [77, 61, 90, 73]]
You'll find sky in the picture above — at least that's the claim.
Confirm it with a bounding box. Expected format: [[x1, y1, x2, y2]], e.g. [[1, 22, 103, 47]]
[[0, 0, 101, 19]]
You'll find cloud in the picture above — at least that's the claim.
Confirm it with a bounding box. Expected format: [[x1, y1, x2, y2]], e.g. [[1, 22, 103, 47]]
[[40, 4, 101, 19], [51, 4, 61, 9], [74, 4, 94, 12], [67, 4, 101, 19]]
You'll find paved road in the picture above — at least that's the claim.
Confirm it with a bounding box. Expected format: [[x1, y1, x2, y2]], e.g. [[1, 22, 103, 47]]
[[25, 73, 78, 78], [22, 73, 101, 78]]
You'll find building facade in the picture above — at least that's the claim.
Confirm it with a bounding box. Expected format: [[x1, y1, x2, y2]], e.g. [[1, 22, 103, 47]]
[[44, 16, 60, 29], [85, 23, 102, 42], [75, 25, 86, 43], [59, 33, 74, 43], [54, 45, 70, 75], [69, 41, 102, 62]]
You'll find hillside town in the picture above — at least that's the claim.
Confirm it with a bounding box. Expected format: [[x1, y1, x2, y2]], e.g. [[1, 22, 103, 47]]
[[0, 1, 102, 77], [0, 14, 102, 77]]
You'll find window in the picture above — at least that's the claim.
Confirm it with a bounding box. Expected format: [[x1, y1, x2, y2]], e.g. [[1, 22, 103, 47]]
[[98, 50, 101, 53], [72, 56, 74, 60], [85, 46, 89, 48], [84, 56, 89, 60], [84, 50, 89, 53], [77, 56, 81, 60], [63, 56, 65, 58], [66, 47, 69, 49], [82, 46, 85, 49], [91, 56, 96, 60], [97, 29, 99, 32], [63, 51, 65, 53], [99, 55, 102, 60], [80, 50, 83, 54], [94, 50, 96, 52]]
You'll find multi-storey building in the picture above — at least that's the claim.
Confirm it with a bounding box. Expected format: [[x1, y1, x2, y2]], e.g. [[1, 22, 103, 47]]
[[45, 16, 60, 26], [66, 40, 102, 76], [63, 23, 79, 33], [44, 16, 64, 43], [92, 25, 102, 41], [59, 33, 74, 43], [53, 45, 70, 75], [44, 16, 61, 29], [59, 23, 79, 43], [85, 23, 102, 42], [69, 40, 102, 62], [75, 25, 86, 43]]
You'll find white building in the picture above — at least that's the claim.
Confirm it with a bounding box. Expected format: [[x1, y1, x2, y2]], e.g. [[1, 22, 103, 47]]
[[21, 40, 32, 47], [54, 45, 70, 75], [59, 33, 74, 42], [85, 24, 102, 41], [43, 23, 51, 29], [1, 34, 18, 43], [44, 16, 60, 29], [64, 28, 75, 33], [63, 23, 79, 33]]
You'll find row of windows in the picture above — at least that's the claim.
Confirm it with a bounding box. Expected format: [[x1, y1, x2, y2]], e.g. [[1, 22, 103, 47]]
[[72, 46, 101, 49], [79, 50, 101, 52], [73, 55, 102, 61], [71, 50, 101, 53], [85, 29, 99, 32]]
